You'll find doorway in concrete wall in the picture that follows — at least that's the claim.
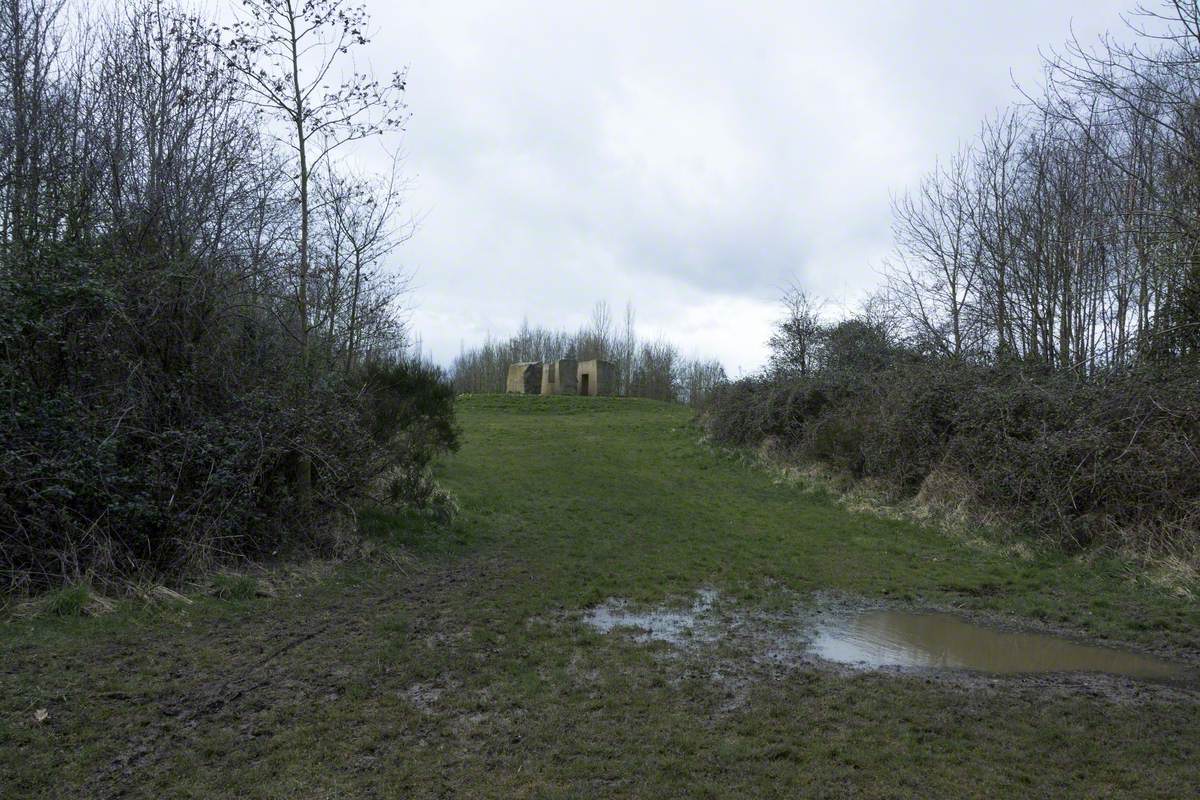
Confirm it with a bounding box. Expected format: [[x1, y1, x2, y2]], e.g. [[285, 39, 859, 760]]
[[580, 373, 590, 396]]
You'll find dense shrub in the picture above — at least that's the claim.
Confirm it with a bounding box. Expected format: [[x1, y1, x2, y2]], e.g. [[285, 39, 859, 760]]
[[702, 362, 1200, 558], [0, 349, 458, 590], [0, 296, 459, 591], [0, 0, 455, 592], [950, 368, 1200, 550], [356, 360, 461, 513]]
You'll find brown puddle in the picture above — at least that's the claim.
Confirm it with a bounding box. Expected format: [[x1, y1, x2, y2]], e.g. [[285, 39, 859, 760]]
[[812, 610, 1188, 679]]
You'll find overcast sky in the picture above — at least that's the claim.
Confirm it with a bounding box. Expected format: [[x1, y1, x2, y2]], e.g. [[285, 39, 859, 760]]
[[364, 0, 1133, 375]]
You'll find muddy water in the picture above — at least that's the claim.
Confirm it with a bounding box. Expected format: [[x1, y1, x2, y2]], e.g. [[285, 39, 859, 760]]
[[584, 589, 719, 645], [812, 610, 1187, 679]]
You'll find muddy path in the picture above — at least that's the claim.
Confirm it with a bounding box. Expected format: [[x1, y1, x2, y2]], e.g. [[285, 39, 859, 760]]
[[7, 557, 1200, 798], [3, 560, 490, 799]]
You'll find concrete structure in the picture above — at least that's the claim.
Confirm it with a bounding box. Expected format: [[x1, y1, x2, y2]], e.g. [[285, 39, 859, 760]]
[[576, 359, 616, 396], [506, 358, 617, 396], [540, 358, 579, 395], [506, 361, 543, 394]]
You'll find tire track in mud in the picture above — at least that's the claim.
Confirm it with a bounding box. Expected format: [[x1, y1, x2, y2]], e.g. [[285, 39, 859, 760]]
[[88, 560, 492, 799], [92, 618, 339, 797]]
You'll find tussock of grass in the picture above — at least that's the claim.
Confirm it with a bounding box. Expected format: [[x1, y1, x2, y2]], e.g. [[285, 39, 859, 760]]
[[44, 584, 95, 617], [210, 574, 259, 601], [1140, 557, 1198, 599], [25, 583, 117, 618]]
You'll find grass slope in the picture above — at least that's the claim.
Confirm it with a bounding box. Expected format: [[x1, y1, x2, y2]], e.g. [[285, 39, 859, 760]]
[[2, 395, 1198, 798]]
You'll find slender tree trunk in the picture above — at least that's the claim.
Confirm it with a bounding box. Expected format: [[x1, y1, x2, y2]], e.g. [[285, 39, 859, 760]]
[[287, 0, 312, 508], [345, 251, 362, 374]]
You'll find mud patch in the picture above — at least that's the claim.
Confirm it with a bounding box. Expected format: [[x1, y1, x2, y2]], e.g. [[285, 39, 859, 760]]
[[579, 589, 1199, 701], [583, 588, 720, 646], [403, 681, 452, 713]]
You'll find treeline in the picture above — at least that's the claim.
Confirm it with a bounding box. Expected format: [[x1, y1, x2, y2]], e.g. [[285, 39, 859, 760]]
[[705, 2, 1200, 561], [0, 0, 457, 591], [451, 302, 727, 406], [882, 3, 1200, 368]]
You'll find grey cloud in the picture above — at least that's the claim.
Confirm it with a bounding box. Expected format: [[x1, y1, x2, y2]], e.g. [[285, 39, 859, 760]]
[[364, 0, 1133, 371]]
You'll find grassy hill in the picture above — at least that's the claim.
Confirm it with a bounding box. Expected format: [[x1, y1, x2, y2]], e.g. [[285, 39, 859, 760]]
[[3, 395, 1199, 797]]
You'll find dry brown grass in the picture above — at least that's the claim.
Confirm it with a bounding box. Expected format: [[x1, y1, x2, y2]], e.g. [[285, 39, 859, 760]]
[[745, 443, 1200, 590]]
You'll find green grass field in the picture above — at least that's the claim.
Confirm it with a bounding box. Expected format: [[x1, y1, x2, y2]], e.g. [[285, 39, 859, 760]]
[[3, 395, 1199, 798]]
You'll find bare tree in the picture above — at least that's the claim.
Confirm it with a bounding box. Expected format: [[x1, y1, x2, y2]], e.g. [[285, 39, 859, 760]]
[[0, 0, 65, 253], [213, 0, 407, 365], [316, 154, 414, 372], [885, 148, 981, 360], [767, 282, 824, 376], [617, 301, 637, 394], [212, 0, 407, 503]]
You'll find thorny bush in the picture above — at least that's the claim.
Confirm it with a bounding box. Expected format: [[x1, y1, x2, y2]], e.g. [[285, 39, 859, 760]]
[[702, 362, 1200, 560]]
